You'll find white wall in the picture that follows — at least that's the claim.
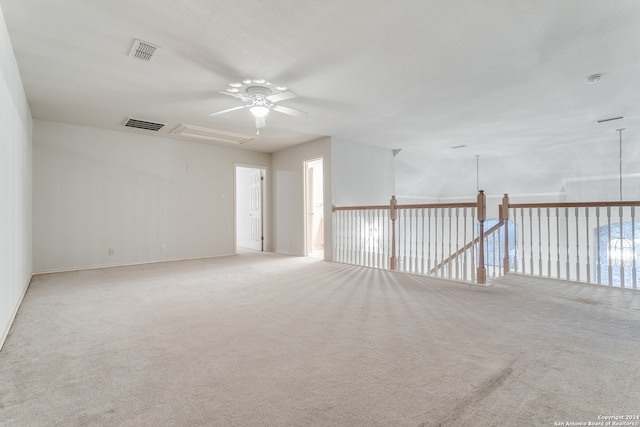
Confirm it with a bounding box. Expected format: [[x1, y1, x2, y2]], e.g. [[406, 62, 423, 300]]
[[272, 137, 332, 258], [1, 5, 33, 350], [235, 166, 253, 249], [331, 138, 395, 207], [395, 136, 640, 205], [271, 137, 395, 260], [33, 120, 270, 272]]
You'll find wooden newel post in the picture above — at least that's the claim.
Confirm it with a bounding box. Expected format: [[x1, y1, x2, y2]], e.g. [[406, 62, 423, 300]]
[[390, 195, 398, 270], [500, 194, 510, 275], [477, 190, 486, 284]]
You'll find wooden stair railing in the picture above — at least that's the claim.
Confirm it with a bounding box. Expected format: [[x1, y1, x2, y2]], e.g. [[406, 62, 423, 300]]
[[429, 218, 505, 275], [333, 193, 640, 288], [492, 196, 640, 286], [332, 191, 488, 285]]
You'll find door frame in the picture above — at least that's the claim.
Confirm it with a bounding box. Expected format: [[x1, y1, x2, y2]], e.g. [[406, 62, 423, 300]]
[[303, 157, 324, 258], [234, 164, 268, 253]]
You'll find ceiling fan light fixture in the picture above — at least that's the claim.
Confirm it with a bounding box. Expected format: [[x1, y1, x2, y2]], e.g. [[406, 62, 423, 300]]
[[210, 80, 306, 129], [250, 105, 270, 117]]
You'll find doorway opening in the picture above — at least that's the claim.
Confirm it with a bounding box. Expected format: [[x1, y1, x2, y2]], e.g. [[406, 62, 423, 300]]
[[304, 158, 324, 258], [235, 166, 265, 252]]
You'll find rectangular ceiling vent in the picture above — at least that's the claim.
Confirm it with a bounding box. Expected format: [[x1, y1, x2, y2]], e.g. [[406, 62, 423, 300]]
[[596, 116, 624, 123], [129, 39, 159, 61], [171, 124, 255, 145], [122, 117, 166, 132]]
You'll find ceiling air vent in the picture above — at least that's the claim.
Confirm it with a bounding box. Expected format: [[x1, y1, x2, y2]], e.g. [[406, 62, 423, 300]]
[[123, 117, 166, 131], [129, 39, 159, 61], [171, 124, 255, 145], [596, 116, 624, 123]]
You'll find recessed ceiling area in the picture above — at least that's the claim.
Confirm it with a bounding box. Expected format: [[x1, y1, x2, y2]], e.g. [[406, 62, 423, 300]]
[[170, 124, 255, 145], [0, 0, 638, 156]]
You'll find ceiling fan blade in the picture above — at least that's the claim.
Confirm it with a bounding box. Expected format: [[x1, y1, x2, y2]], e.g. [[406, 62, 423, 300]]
[[272, 104, 308, 118], [209, 105, 248, 116], [218, 91, 251, 101], [266, 90, 297, 103]]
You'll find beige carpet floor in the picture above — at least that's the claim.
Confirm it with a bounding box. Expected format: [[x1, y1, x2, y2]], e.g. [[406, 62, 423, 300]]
[[1, 252, 639, 426]]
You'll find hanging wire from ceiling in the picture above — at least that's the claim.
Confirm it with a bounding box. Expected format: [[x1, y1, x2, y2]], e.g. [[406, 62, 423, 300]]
[[475, 154, 480, 194], [617, 128, 625, 201]]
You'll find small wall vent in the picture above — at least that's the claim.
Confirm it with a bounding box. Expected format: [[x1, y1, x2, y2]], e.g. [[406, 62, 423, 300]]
[[129, 39, 159, 61], [123, 117, 166, 131], [171, 124, 255, 145]]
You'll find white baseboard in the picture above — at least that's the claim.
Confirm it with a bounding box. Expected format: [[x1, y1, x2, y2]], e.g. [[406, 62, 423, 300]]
[[274, 250, 303, 257], [32, 253, 238, 275], [0, 273, 33, 352]]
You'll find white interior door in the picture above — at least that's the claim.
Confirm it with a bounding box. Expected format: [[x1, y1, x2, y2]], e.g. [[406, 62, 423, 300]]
[[249, 168, 263, 251], [236, 166, 263, 251]]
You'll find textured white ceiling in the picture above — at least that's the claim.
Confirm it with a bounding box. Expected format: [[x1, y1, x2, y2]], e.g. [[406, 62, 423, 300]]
[[1, 0, 639, 158]]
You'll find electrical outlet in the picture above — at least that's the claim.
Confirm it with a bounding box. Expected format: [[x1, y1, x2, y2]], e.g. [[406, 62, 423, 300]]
[[108, 248, 115, 256], [161, 244, 166, 252]]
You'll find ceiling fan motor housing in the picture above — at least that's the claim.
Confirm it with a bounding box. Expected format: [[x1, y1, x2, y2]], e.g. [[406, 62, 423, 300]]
[[246, 86, 272, 96], [246, 86, 273, 107]]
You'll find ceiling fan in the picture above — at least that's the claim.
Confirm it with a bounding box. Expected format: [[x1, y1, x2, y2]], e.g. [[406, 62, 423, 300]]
[[210, 82, 307, 134]]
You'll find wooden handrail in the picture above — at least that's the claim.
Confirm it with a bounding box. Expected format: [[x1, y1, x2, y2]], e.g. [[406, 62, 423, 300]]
[[333, 201, 640, 212], [397, 202, 477, 209], [332, 201, 477, 212], [332, 200, 640, 212], [332, 204, 389, 212], [509, 201, 640, 208], [429, 218, 505, 275]]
